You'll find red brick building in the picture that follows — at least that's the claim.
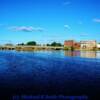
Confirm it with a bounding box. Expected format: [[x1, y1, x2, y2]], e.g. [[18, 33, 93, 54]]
[[64, 40, 80, 49]]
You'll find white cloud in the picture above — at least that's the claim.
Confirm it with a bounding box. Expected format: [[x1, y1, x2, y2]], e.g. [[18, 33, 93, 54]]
[[64, 25, 71, 29], [93, 18, 100, 23], [8, 26, 45, 32]]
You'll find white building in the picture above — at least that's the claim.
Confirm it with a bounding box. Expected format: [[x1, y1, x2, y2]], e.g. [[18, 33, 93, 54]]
[[80, 40, 96, 50], [97, 43, 100, 49]]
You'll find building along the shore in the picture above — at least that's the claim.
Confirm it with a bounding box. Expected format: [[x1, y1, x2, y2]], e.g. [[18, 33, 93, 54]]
[[97, 43, 100, 50], [80, 40, 96, 50], [64, 40, 80, 50]]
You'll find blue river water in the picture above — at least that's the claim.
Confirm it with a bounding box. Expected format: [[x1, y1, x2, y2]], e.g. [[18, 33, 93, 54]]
[[0, 50, 100, 99]]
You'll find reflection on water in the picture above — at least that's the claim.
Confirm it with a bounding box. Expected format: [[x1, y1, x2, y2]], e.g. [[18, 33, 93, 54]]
[[0, 50, 100, 99], [64, 51, 80, 57], [80, 51, 96, 58], [64, 51, 100, 58], [97, 51, 100, 58]]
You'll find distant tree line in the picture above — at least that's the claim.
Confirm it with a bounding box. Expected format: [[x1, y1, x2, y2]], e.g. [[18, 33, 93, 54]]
[[17, 41, 63, 47], [47, 42, 63, 46], [17, 41, 36, 46]]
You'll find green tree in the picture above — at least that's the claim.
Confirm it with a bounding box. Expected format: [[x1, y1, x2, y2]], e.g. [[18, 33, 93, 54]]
[[51, 42, 62, 47], [46, 44, 50, 46], [64, 46, 74, 51], [64, 46, 69, 50], [26, 41, 36, 46], [17, 43, 25, 45], [70, 46, 74, 51]]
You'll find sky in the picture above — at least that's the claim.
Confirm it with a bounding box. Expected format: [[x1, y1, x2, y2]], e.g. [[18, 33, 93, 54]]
[[0, 0, 100, 44]]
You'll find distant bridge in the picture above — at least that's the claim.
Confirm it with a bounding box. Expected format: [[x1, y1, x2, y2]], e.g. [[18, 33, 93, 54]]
[[0, 45, 15, 50]]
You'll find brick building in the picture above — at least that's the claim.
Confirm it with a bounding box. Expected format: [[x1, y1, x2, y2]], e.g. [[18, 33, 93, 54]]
[[64, 40, 80, 49]]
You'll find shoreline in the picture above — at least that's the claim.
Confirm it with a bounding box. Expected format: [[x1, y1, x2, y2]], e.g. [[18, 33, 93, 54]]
[[0, 45, 100, 51]]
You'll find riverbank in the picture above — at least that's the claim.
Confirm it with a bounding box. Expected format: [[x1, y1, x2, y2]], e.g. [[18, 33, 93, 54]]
[[0, 45, 100, 51]]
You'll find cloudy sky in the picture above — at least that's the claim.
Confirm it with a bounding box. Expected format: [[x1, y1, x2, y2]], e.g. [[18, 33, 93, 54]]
[[0, 0, 100, 44]]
